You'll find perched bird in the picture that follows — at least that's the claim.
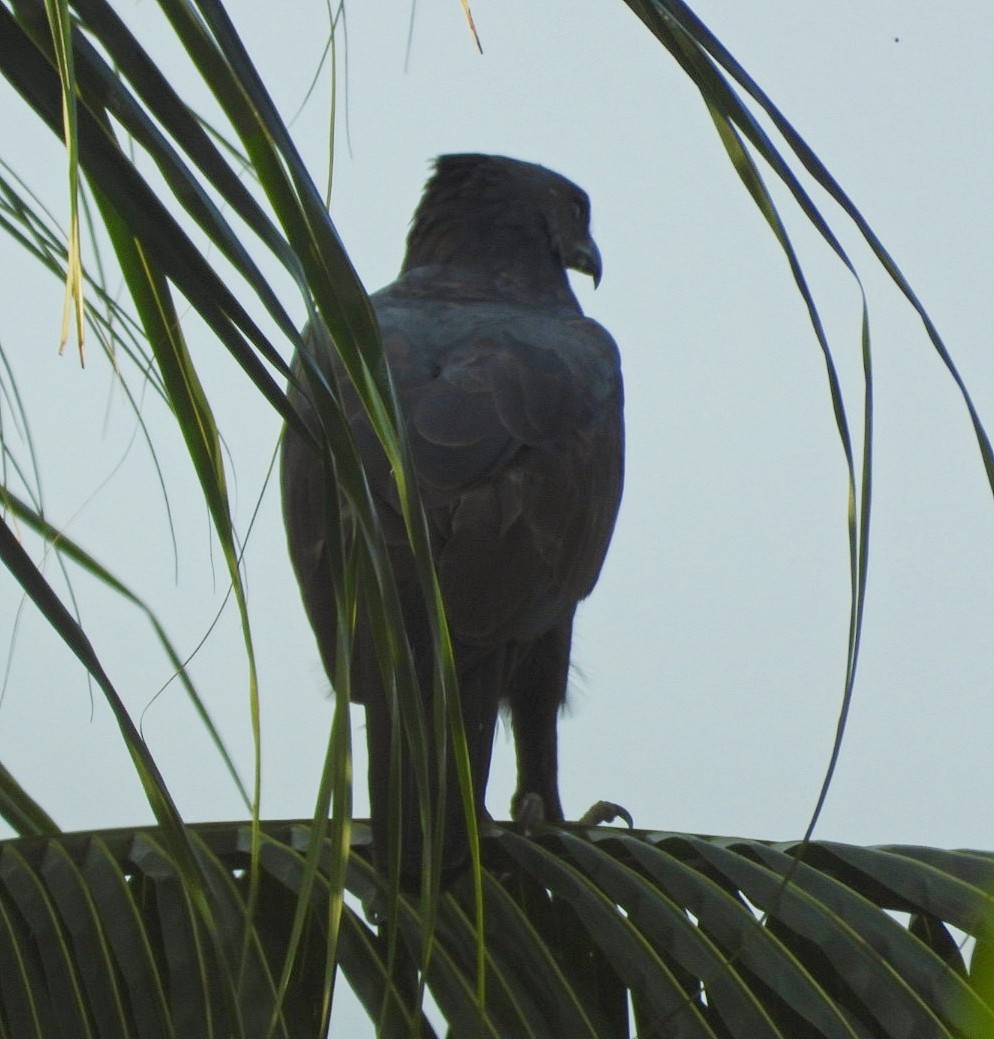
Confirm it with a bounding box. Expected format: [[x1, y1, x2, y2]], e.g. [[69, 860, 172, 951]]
[[281, 154, 624, 882]]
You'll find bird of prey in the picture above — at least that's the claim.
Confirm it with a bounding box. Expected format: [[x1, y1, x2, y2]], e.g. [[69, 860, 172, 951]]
[[280, 153, 624, 882]]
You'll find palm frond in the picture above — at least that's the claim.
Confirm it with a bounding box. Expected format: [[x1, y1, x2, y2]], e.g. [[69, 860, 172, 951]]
[[1, 822, 992, 1037]]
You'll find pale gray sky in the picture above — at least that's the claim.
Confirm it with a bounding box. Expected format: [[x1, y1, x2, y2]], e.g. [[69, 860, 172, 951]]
[[2, 2, 993, 1030]]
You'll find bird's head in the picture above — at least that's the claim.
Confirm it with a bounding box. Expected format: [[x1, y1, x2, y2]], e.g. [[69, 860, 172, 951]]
[[402, 153, 603, 302]]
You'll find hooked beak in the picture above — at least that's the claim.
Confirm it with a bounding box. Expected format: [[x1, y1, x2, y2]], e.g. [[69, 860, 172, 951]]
[[568, 234, 602, 288]]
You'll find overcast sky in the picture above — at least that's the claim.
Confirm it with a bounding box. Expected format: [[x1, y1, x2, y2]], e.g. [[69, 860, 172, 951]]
[[2, 1, 994, 1028]]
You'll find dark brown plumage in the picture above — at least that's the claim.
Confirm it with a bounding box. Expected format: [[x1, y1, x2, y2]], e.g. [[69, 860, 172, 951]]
[[280, 154, 624, 881]]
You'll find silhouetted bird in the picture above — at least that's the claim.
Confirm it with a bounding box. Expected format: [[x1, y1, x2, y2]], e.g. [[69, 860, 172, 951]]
[[281, 154, 624, 882]]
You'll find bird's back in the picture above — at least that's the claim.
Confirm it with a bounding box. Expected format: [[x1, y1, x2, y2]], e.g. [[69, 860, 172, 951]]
[[366, 275, 623, 651]]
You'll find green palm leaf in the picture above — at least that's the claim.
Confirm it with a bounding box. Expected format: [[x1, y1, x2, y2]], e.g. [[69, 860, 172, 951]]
[[1, 823, 992, 1037], [1, 1, 991, 1035]]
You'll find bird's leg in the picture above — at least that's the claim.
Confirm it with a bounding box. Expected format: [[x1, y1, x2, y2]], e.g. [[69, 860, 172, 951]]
[[456, 653, 505, 821], [510, 696, 561, 833], [508, 618, 572, 830]]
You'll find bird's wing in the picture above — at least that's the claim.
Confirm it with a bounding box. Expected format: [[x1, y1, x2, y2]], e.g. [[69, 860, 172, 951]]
[[367, 293, 624, 648]]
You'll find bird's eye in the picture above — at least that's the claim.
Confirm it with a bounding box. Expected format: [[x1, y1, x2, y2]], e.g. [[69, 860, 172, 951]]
[[571, 199, 586, 223]]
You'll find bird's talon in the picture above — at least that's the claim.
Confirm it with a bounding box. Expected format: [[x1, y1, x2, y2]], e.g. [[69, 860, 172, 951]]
[[578, 800, 634, 828], [513, 791, 547, 835]]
